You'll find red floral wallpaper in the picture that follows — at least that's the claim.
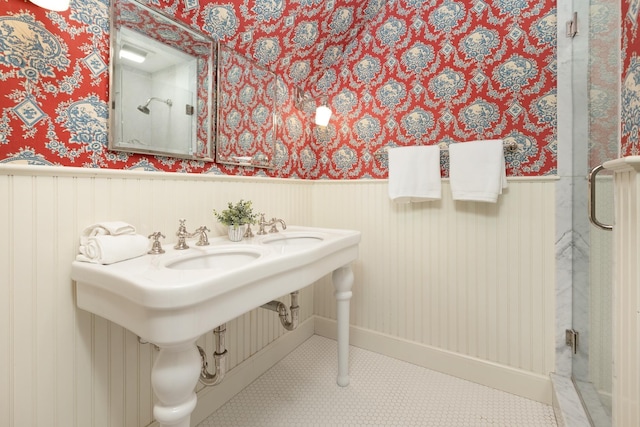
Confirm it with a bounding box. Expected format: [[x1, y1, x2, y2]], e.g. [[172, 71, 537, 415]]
[[309, 1, 558, 178], [589, 0, 622, 168], [622, 0, 640, 156], [0, 0, 558, 178]]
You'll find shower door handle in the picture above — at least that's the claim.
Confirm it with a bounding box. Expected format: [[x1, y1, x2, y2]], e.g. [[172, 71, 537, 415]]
[[588, 164, 613, 231]]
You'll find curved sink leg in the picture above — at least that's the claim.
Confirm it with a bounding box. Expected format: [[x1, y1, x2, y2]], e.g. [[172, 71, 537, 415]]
[[332, 264, 354, 387], [151, 341, 201, 427]]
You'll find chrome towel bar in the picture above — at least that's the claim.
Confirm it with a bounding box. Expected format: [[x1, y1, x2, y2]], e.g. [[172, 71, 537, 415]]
[[374, 140, 518, 161]]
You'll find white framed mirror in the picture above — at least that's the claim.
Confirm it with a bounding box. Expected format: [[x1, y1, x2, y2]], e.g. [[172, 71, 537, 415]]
[[108, 0, 215, 160], [215, 43, 277, 169]]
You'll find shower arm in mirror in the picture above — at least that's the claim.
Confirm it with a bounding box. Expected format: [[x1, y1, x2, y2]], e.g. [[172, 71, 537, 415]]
[[108, 0, 215, 161]]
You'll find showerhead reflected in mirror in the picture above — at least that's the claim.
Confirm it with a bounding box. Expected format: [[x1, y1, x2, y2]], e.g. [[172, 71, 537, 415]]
[[137, 97, 173, 115], [108, 0, 215, 160]]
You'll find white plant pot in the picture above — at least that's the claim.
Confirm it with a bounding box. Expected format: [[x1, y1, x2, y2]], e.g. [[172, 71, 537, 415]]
[[227, 224, 246, 242]]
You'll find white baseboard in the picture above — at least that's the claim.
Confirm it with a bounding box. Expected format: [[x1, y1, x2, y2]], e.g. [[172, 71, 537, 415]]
[[314, 316, 552, 405]]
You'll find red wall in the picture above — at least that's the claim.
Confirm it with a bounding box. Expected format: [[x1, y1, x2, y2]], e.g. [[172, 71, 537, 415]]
[[621, 0, 640, 156], [0, 0, 558, 178]]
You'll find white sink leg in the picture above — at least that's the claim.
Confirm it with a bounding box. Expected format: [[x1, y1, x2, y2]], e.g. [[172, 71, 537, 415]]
[[332, 264, 354, 387], [151, 341, 201, 427]]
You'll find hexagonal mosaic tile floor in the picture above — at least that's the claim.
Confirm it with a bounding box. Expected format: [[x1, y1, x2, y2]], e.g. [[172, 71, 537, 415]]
[[198, 335, 557, 426]]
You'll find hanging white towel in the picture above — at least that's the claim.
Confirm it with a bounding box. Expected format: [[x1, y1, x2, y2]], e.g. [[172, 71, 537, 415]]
[[76, 234, 149, 265], [388, 145, 441, 203], [449, 139, 508, 203]]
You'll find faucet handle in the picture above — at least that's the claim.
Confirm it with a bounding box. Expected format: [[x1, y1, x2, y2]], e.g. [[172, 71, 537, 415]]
[[147, 232, 166, 254], [194, 226, 210, 246], [257, 213, 268, 235], [269, 218, 286, 233]]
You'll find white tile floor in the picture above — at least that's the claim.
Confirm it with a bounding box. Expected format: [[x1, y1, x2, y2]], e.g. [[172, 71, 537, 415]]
[[198, 335, 558, 426]]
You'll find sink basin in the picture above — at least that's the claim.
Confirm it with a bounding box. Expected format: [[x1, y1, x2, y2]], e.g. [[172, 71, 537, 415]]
[[260, 231, 325, 249], [166, 248, 263, 270]]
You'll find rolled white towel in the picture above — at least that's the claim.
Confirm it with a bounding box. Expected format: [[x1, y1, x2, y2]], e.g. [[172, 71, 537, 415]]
[[76, 234, 149, 265]]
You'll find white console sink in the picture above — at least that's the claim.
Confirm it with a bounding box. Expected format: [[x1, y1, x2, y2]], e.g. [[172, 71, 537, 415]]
[[71, 225, 360, 427]]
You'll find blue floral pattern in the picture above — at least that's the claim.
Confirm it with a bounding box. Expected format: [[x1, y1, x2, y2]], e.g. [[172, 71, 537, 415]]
[[0, 15, 70, 79], [377, 80, 406, 108], [462, 27, 499, 61], [202, 5, 238, 40], [289, 60, 311, 83], [334, 89, 357, 114], [354, 115, 380, 142], [622, 57, 640, 145], [429, 2, 465, 32], [495, 55, 537, 90], [332, 145, 357, 173], [354, 55, 381, 84], [330, 8, 353, 34], [401, 108, 434, 138], [460, 99, 499, 133], [497, 0, 528, 16], [253, 38, 280, 65], [293, 22, 318, 49], [376, 18, 406, 47], [59, 95, 108, 151], [429, 68, 465, 100], [251, 0, 284, 22], [401, 43, 434, 73]]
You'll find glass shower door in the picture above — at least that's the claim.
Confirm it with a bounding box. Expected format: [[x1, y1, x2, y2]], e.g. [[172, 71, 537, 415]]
[[571, 0, 619, 425]]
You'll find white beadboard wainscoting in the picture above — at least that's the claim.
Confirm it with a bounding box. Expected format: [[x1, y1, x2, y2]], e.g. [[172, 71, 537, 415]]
[[311, 178, 556, 404], [0, 165, 315, 427], [0, 165, 557, 427], [604, 157, 640, 427]]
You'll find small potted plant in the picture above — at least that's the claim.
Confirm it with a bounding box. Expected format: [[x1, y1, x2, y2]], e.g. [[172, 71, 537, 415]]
[[213, 199, 258, 241]]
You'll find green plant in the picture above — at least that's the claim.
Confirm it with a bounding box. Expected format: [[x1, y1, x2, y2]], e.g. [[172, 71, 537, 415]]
[[213, 199, 257, 227]]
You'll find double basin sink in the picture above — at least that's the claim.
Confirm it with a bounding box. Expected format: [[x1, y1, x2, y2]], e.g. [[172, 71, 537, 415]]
[[71, 225, 360, 427], [71, 226, 361, 347]]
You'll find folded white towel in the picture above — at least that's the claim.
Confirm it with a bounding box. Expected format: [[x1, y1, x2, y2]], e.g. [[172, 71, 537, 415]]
[[449, 139, 508, 203], [76, 234, 149, 265], [388, 145, 442, 203], [80, 221, 136, 245]]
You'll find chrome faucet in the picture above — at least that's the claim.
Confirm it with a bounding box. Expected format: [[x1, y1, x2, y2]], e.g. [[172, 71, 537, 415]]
[[175, 219, 190, 249], [175, 220, 211, 249], [257, 213, 287, 235], [148, 232, 166, 254]]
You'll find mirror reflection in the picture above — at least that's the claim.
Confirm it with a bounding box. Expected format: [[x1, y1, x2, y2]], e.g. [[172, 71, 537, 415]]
[[215, 44, 277, 169], [109, 0, 215, 160]]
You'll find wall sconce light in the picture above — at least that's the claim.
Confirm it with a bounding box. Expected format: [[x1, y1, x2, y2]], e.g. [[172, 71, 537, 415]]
[[295, 88, 332, 127], [28, 0, 70, 11], [119, 44, 148, 63], [315, 97, 332, 127]]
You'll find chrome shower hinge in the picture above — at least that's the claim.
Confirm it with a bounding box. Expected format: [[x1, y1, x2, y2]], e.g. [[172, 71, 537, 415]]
[[566, 329, 579, 354], [566, 11, 578, 38]]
